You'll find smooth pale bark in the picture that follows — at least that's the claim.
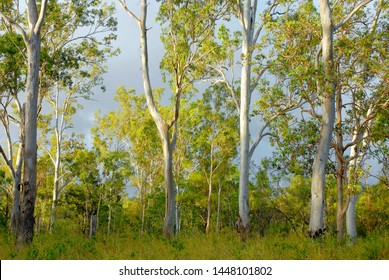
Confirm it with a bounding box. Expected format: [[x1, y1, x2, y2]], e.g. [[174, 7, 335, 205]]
[[310, 0, 373, 238], [343, 120, 362, 240], [309, 0, 335, 237], [49, 91, 74, 232], [237, 0, 257, 239], [346, 194, 358, 239], [346, 1, 381, 238], [50, 123, 61, 231]]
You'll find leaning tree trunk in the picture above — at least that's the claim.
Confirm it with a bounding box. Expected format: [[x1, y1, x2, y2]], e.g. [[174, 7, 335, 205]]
[[133, 0, 176, 238], [17, 34, 41, 245], [309, 0, 336, 238]]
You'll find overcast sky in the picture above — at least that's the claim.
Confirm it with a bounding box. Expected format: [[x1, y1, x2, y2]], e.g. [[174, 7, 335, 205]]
[[73, 0, 274, 167], [74, 1, 162, 143]]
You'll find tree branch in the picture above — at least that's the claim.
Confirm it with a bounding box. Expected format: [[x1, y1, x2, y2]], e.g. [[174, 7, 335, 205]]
[[34, 0, 49, 34], [0, 11, 28, 43], [334, 0, 373, 30], [118, 0, 141, 23]]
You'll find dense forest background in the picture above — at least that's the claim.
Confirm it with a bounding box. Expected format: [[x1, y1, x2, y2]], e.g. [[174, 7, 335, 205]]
[[0, 0, 388, 259]]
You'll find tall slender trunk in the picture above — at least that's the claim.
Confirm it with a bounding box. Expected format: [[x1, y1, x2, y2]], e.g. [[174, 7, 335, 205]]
[[237, 0, 257, 239], [206, 143, 214, 234], [107, 186, 112, 235], [216, 182, 222, 232], [17, 34, 41, 245], [50, 150, 60, 231], [347, 106, 374, 239], [335, 86, 348, 241], [205, 174, 213, 233], [345, 0, 381, 234], [139, 173, 146, 233], [175, 190, 180, 237], [125, 0, 177, 238], [309, 0, 336, 237], [50, 85, 62, 231], [336, 161, 346, 240]]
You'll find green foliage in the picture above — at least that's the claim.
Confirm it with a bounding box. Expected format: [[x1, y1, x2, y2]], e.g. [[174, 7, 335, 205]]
[[40, 0, 118, 90], [271, 175, 311, 235], [357, 183, 389, 235], [0, 169, 11, 229], [0, 32, 26, 94]]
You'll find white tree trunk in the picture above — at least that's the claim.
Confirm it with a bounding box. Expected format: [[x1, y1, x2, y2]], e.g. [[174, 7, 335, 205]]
[[237, 0, 257, 239], [346, 194, 358, 239], [123, 0, 177, 238], [309, 0, 336, 237]]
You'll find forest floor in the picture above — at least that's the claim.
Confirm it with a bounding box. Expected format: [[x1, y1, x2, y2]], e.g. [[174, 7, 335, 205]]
[[0, 227, 387, 260]]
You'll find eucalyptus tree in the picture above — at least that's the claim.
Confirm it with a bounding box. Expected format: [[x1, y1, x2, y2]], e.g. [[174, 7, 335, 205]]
[[0, 29, 25, 233], [262, 0, 377, 237], [344, 0, 389, 239], [332, 0, 388, 240], [37, 0, 118, 231], [309, 0, 376, 237], [93, 87, 163, 234], [64, 146, 101, 235], [119, 0, 227, 237], [208, 0, 304, 237], [0, 0, 49, 244], [181, 86, 238, 233]]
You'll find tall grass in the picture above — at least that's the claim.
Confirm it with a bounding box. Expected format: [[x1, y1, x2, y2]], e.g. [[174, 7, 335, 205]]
[[1, 225, 387, 260]]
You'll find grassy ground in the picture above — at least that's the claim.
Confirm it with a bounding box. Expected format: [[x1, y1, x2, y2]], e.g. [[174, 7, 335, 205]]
[[1, 226, 387, 260]]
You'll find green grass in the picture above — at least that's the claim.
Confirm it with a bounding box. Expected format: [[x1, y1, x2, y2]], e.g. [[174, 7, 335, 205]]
[[1, 226, 387, 260]]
